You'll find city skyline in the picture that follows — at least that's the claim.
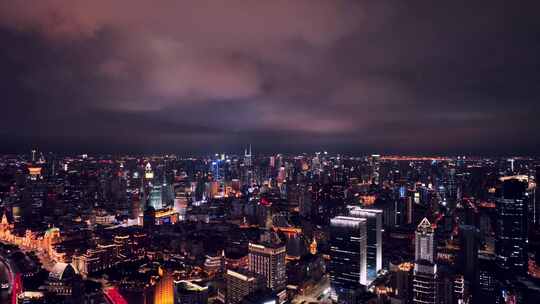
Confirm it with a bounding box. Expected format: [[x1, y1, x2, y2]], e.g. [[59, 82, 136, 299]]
[[1, 1, 540, 154], [0, 150, 539, 303], [1, 2, 540, 303]]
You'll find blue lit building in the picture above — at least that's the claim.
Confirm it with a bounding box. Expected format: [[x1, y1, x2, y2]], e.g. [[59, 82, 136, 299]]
[[328, 216, 367, 303], [348, 207, 383, 283]]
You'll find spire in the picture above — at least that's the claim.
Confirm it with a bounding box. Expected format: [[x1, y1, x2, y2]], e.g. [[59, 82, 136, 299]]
[[1, 212, 9, 225], [417, 217, 433, 233], [418, 217, 431, 228]]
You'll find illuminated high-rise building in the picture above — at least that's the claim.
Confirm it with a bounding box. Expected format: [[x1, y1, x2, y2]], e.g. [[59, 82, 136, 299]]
[[242, 145, 253, 186], [248, 239, 286, 291], [349, 207, 383, 282], [31, 148, 37, 162], [244, 145, 252, 167], [145, 162, 154, 180], [415, 218, 434, 263], [458, 225, 479, 286], [388, 258, 412, 302], [444, 166, 458, 210], [211, 157, 222, 180], [534, 166, 540, 225], [328, 216, 367, 303], [148, 185, 164, 210], [413, 218, 438, 304], [225, 269, 262, 304], [370, 154, 380, 185], [299, 186, 312, 218], [495, 179, 528, 274]]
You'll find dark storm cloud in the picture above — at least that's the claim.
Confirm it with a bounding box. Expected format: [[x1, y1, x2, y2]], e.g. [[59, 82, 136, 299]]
[[0, 0, 539, 155]]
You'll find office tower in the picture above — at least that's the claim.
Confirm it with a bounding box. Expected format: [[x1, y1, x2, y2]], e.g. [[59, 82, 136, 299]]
[[495, 179, 528, 274], [160, 171, 174, 207], [173, 280, 208, 304], [248, 241, 286, 291], [299, 186, 312, 218], [226, 269, 262, 304], [31, 148, 37, 162], [458, 225, 478, 286], [415, 218, 434, 263], [211, 159, 221, 180], [535, 166, 540, 225], [244, 145, 252, 167], [445, 166, 458, 210], [413, 218, 438, 304], [242, 146, 253, 186], [349, 207, 383, 282], [370, 154, 381, 185], [478, 257, 498, 303], [437, 267, 464, 304], [148, 184, 164, 210], [508, 158, 516, 173], [143, 206, 156, 232], [388, 258, 412, 303], [381, 200, 396, 228], [406, 196, 414, 224], [329, 216, 367, 302], [413, 262, 438, 304]]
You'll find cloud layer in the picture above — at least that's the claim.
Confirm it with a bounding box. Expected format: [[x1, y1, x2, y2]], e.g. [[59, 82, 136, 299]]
[[0, 0, 539, 154]]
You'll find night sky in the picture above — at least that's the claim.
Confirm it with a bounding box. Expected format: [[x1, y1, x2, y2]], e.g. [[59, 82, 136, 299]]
[[1, 1, 539, 155]]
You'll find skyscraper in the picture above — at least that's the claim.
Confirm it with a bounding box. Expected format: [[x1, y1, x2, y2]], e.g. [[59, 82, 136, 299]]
[[413, 218, 438, 304], [349, 207, 383, 282], [495, 179, 528, 274], [413, 261, 438, 304], [445, 166, 458, 210], [415, 218, 434, 263], [244, 145, 252, 167], [299, 186, 312, 219], [458, 225, 478, 286], [328, 216, 367, 302], [143, 206, 155, 232], [534, 166, 540, 225], [370, 154, 380, 185], [225, 269, 262, 304], [388, 258, 412, 303], [248, 241, 286, 291], [148, 184, 164, 210], [243, 145, 253, 185]]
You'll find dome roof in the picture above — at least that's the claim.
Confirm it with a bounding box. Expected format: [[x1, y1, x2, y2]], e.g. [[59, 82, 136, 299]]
[[49, 263, 76, 281]]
